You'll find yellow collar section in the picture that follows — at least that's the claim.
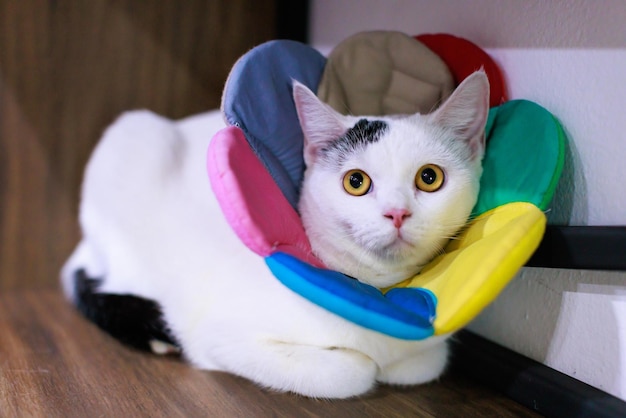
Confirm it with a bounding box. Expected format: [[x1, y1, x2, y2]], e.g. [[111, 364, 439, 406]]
[[390, 202, 546, 335]]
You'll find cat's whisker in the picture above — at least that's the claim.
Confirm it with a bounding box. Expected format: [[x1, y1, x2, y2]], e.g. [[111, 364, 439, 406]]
[[433, 244, 448, 258]]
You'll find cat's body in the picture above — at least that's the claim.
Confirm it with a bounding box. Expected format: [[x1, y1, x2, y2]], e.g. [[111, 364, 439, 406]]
[[62, 71, 489, 398]]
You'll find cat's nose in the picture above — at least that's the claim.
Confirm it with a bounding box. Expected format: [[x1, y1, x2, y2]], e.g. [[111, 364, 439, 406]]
[[384, 208, 412, 228]]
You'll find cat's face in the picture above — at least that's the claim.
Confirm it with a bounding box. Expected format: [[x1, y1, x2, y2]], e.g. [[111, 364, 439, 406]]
[[294, 72, 490, 288]]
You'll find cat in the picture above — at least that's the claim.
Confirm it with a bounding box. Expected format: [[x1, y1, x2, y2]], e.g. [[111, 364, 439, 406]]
[[61, 70, 489, 399], [296, 71, 488, 288]]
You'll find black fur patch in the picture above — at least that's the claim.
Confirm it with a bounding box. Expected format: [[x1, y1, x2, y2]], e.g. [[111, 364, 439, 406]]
[[74, 269, 180, 354], [323, 118, 388, 162]]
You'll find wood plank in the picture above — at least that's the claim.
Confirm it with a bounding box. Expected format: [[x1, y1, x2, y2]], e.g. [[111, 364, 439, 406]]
[[0, 288, 540, 417], [0, 0, 277, 289]]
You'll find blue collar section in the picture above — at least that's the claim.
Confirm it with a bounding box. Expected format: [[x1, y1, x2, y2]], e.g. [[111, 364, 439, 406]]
[[221, 40, 327, 209]]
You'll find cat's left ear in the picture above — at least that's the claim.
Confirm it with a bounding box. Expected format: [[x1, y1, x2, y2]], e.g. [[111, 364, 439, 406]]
[[430, 71, 490, 159], [293, 80, 348, 165]]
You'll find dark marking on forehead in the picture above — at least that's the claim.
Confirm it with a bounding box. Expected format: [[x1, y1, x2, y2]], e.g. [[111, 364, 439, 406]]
[[322, 119, 388, 163]]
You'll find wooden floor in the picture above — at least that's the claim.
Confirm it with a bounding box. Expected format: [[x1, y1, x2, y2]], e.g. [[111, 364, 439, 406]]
[[0, 288, 539, 417]]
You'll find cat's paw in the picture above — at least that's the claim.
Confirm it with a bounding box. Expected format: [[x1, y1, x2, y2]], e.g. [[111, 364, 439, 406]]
[[376, 341, 448, 386], [291, 347, 379, 398], [252, 342, 378, 399]]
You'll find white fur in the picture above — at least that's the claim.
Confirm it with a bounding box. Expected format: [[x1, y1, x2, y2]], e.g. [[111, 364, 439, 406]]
[[61, 72, 488, 399], [295, 71, 489, 287]]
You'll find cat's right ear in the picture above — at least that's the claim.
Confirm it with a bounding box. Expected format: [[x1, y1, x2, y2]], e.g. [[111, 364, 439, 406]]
[[292, 81, 347, 165], [429, 71, 490, 160]]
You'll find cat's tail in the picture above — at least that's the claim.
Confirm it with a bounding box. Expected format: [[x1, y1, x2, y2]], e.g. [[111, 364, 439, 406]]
[[72, 269, 181, 354], [61, 241, 180, 355], [60, 239, 102, 301]]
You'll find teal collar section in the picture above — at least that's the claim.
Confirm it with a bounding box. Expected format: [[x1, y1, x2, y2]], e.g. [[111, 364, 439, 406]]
[[473, 100, 566, 216]]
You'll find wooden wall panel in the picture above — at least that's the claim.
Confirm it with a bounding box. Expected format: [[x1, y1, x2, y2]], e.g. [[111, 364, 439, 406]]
[[0, 0, 277, 289]]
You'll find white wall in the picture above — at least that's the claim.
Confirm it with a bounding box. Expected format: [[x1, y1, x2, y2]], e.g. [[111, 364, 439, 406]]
[[310, 0, 626, 400], [311, 0, 626, 226]]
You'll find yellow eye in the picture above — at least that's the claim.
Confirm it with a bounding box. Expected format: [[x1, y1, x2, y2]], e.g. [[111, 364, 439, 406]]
[[416, 164, 445, 192], [343, 169, 372, 196]]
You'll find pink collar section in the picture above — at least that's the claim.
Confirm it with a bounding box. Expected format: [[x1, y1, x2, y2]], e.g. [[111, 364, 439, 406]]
[[207, 126, 325, 268]]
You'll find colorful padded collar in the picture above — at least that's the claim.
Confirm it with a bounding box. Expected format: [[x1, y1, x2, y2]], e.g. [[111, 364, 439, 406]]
[[210, 32, 565, 339]]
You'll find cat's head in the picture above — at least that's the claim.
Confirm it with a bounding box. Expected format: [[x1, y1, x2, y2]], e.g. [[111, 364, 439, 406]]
[[294, 71, 490, 288]]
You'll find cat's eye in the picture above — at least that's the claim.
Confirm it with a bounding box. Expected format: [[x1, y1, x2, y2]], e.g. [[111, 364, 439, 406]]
[[415, 164, 445, 192], [343, 169, 372, 196]]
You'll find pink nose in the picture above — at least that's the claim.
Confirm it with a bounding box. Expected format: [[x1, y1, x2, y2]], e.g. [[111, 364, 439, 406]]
[[384, 208, 411, 228]]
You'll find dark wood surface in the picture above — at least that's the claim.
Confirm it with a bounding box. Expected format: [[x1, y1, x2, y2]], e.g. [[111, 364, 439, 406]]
[[0, 287, 540, 417], [0, 1, 277, 290]]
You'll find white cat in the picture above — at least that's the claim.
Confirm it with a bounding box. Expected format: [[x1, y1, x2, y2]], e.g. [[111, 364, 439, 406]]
[[61, 71, 489, 399], [296, 72, 488, 288]]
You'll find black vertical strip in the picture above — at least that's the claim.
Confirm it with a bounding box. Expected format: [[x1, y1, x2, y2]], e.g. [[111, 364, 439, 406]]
[[450, 330, 626, 417], [275, 0, 309, 42], [527, 226, 626, 270]]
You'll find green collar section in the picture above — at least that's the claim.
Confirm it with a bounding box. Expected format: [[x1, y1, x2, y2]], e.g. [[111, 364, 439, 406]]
[[473, 100, 566, 216]]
